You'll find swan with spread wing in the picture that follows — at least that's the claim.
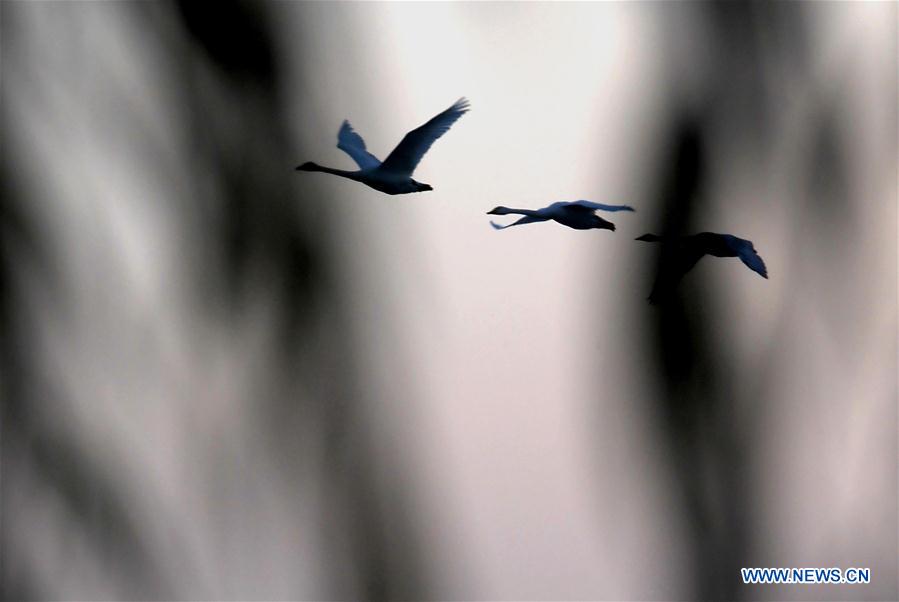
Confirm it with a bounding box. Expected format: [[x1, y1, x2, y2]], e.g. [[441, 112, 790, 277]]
[[296, 98, 470, 195], [636, 232, 768, 304], [487, 200, 635, 231]]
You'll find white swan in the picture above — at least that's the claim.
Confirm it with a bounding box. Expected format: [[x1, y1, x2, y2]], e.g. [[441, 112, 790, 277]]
[[487, 201, 635, 231], [636, 232, 768, 303], [296, 98, 470, 195]]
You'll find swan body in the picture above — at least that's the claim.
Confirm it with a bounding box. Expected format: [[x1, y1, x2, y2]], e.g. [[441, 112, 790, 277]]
[[296, 98, 470, 195], [636, 232, 768, 303], [487, 200, 634, 231]]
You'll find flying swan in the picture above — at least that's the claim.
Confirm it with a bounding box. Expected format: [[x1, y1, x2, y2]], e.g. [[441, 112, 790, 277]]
[[487, 201, 635, 231], [295, 98, 470, 195], [635, 232, 768, 304]]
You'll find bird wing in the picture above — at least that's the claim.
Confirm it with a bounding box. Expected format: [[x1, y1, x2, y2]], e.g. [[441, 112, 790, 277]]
[[567, 200, 635, 213], [490, 215, 547, 230], [378, 98, 470, 176], [729, 238, 769, 278], [337, 120, 381, 170]]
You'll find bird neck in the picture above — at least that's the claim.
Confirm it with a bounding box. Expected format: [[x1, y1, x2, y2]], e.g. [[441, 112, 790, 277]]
[[498, 207, 542, 217], [308, 164, 363, 180], [636, 233, 664, 243]]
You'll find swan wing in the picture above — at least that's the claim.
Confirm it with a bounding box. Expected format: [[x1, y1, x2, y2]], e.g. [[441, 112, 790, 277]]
[[490, 215, 546, 230], [337, 120, 381, 170], [379, 98, 470, 176], [567, 200, 635, 213], [730, 238, 768, 279]]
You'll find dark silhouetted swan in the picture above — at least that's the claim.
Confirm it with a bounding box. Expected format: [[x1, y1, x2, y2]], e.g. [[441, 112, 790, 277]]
[[487, 201, 634, 231], [295, 98, 470, 195], [636, 232, 768, 303]]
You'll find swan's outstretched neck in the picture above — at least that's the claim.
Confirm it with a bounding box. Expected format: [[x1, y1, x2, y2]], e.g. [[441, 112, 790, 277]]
[[486, 206, 543, 217], [635, 233, 663, 242], [295, 162, 360, 180]]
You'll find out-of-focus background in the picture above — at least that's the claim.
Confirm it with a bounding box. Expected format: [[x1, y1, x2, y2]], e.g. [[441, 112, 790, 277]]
[[2, 2, 896, 601]]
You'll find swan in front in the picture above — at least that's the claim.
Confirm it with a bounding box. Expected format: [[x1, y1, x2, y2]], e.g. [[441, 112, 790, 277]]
[[635, 232, 768, 304], [295, 98, 470, 195], [487, 201, 635, 231]]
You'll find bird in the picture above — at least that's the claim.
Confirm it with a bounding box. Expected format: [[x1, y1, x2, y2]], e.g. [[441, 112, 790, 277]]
[[635, 232, 768, 304], [295, 98, 470, 195], [487, 201, 635, 231]]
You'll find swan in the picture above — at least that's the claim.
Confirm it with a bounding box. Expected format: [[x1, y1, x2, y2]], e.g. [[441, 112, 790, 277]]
[[295, 98, 470, 195], [635, 232, 768, 303], [487, 201, 635, 231]]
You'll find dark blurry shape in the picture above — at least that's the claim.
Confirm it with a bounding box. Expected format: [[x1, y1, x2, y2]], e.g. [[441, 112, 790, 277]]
[[627, 4, 897, 599], [296, 98, 470, 194], [2, 0, 434, 599], [176, 0, 275, 84], [630, 4, 812, 600], [1, 15, 174, 596], [636, 107, 755, 601], [636, 232, 767, 304], [2, 193, 171, 598], [173, 1, 433, 600], [487, 200, 634, 231]]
